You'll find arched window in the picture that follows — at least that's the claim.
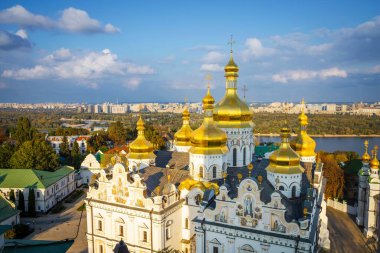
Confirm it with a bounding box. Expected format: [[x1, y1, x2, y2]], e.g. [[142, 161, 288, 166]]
[[212, 166, 217, 178], [233, 148, 237, 166], [292, 186, 296, 198], [243, 147, 246, 165], [279, 186, 285, 191], [185, 218, 189, 229]]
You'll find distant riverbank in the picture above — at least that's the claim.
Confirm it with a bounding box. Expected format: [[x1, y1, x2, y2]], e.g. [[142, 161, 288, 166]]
[[255, 133, 380, 138]]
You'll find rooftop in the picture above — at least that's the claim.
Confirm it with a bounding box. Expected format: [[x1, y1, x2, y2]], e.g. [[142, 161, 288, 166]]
[[0, 167, 74, 189], [0, 195, 20, 223]]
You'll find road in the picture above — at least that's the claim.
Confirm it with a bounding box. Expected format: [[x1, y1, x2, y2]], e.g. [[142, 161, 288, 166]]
[[327, 207, 376, 253], [23, 193, 88, 253]]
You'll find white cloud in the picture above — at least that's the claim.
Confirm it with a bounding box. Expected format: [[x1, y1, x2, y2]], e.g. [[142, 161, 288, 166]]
[[2, 65, 51, 80], [0, 5, 54, 28], [371, 65, 380, 74], [123, 78, 142, 89], [272, 67, 347, 83], [58, 7, 119, 34], [202, 51, 225, 63], [200, 64, 223, 72], [2, 49, 154, 83], [243, 38, 275, 60], [0, 5, 119, 34], [15, 29, 27, 39]]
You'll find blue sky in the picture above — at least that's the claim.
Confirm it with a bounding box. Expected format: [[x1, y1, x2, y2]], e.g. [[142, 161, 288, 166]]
[[0, 0, 379, 103]]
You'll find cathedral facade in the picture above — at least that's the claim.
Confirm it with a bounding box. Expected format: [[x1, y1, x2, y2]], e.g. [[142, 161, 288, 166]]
[[86, 51, 328, 253]]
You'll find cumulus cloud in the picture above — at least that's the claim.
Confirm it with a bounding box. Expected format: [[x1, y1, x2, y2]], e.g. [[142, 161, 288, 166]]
[[0, 5, 54, 28], [123, 78, 142, 89], [243, 38, 275, 59], [2, 49, 154, 84], [272, 67, 347, 83], [200, 64, 224, 72], [0, 5, 119, 34], [0, 30, 31, 50], [202, 51, 225, 63]]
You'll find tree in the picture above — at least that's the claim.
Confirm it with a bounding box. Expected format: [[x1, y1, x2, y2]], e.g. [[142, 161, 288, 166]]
[[28, 188, 36, 217], [319, 152, 345, 200], [14, 117, 35, 144], [0, 142, 15, 168], [108, 121, 126, 145], [10, 140, 59, 171], [87, 131, 110, 153], [71, 141, 82, 170], [17, 190, 25, 213], [9, 189, 15, 203], [59, 136, 70, 159]]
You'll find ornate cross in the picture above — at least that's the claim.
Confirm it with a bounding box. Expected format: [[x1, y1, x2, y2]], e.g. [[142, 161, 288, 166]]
[[228, 35, 235, 52], [241, 85, 248, 99], [205, 73, 212, 89]]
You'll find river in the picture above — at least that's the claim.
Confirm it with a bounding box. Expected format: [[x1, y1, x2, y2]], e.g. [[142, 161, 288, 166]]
[[256, 136, 380, 154]]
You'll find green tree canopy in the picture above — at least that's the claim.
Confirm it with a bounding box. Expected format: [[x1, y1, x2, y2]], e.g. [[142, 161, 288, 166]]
[[17, 190, 25, 213], [9, 140, 59, 171], [108, 121, 126, 145], [87, 131, 110, 153], [14, 117, 36, 144], [28, 188, 36, 217], [59, 136, 70, 158], [0, 142, 15, 168], [71, 141, 82, 170], [319, 151, 345, 200]]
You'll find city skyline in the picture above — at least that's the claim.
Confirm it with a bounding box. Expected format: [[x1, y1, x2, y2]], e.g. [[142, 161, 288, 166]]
[[0, 1, 379, 103]]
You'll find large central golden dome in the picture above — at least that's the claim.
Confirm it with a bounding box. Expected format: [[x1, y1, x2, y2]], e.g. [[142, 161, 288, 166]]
[[267, 127, 304, 174], [190, 87, 228, 155], [213, 52, 253, 128]]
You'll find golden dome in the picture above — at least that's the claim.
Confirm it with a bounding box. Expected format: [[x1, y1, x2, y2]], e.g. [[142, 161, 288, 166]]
[[178, 178, 219, 194], [267, 127, 304, 174], [127, 115, 156, 160], [370, 145, 379, 169], [362, 140, 371, 163], [174, 106, 193, 147], [213, 52, 254, 128], [190, 87, 228, 155], [290, 99, 316, 157]]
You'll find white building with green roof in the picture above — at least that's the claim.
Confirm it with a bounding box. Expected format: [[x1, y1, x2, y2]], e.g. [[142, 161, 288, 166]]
[[0, 194, 20, 226], [0, 167, 75, 213]]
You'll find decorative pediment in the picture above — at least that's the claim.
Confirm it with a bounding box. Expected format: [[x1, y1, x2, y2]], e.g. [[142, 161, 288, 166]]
[[210, 238, 221, 245]]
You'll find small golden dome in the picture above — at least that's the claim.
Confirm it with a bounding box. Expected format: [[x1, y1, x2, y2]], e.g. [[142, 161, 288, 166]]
[[190, 87, 228, 155], [174, 106, 193, 147], [127, 115, 156, 160], [362, 140, 371, 163], [267, 127, 304, 174], [213, 52, 253, 129], [224, 52, 239, 77], [290, 99, 316, 157], [370, 145, 379, 170], [202, 86, 215, 110]]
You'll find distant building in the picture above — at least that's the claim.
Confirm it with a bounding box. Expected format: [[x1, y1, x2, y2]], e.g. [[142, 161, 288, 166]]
[[0, 167, 75, 213], [47, 135, 91, 155]]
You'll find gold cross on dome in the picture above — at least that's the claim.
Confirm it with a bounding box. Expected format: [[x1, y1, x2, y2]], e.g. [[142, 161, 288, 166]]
[[228, 34, 235, 52], [205, 73, 212, 89]]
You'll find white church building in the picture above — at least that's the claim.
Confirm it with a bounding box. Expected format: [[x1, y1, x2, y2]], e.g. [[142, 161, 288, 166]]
[[85, 50, 329, 253]]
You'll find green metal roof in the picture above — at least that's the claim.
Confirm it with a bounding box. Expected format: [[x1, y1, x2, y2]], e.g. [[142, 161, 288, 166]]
[[0, 167, 74, 189], [0, 196, 19, 223], [3, 239, 74, 253]]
